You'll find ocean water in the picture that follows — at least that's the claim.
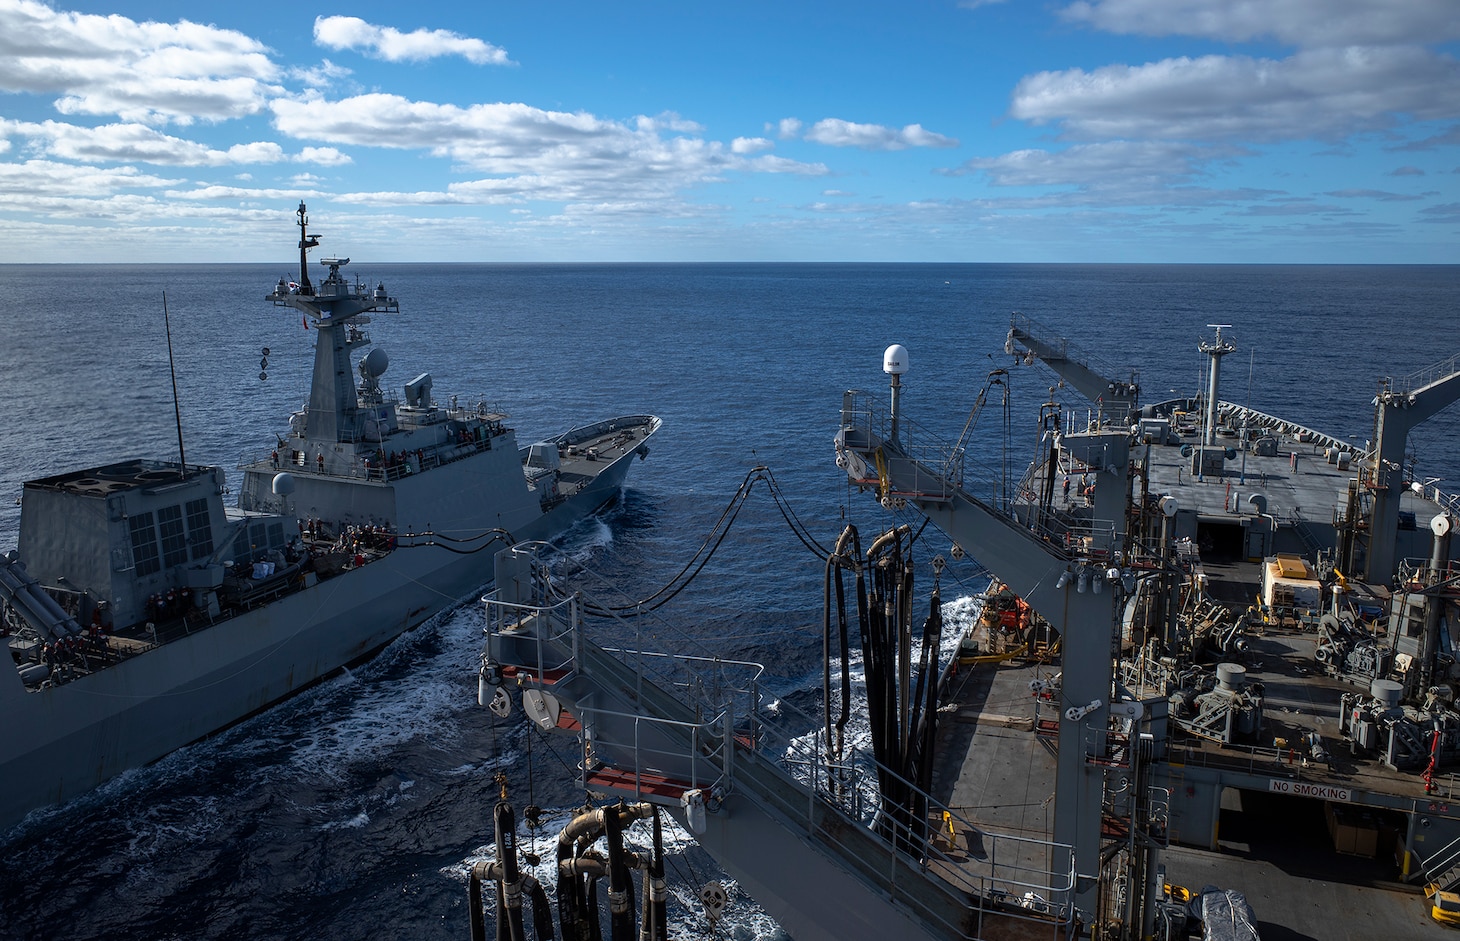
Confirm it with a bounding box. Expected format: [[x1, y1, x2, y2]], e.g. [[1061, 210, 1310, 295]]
[[0, 262, 1457, 940]]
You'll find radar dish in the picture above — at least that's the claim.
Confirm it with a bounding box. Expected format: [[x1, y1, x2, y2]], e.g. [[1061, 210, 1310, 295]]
[[362, 348, 389, 378]]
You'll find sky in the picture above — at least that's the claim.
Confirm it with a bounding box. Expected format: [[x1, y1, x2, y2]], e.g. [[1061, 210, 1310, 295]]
[[0, 0, 1456, 263]]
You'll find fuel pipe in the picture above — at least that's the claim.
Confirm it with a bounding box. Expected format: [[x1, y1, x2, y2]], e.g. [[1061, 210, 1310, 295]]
[[554, 803, 656, 941], [639, 808, 668, 941], [469, 795, 555, 941], [823, 526, 861, 781], [603, 801, 635, 941]]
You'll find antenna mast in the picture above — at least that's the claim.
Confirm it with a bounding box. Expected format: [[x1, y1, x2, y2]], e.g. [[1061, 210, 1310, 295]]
[[297, 201, 320, 295], [163, 291, 187, 477]]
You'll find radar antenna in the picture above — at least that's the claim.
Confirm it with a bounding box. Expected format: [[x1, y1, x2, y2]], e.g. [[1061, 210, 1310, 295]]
[[296, 201, 320, 296]]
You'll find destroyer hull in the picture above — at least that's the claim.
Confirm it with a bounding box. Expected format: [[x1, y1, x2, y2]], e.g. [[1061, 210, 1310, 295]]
[[0, 429, 646, 832]]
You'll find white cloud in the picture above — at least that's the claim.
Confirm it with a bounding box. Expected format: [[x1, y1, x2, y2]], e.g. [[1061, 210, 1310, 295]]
[[774, 118, 803, 139], [802, 119, 958, 150], [961, 140, 1238, 188], [224, 141, 286, 164], [0, 119, 288, 166], [298, 146, 352, 166], [313, 16, 512, 66], [166, 184, 326, 201], [635, 113, 703, 134], [0, 0, 283, 124], [293, 60, 352, 89], [731, 137, 773, 154], [0, 158, 179, 196], [1010, 47, 1460, 141], [747, 155, 827, 175], [270, 94, 826, 203], [1059, 0, 1460, 47], [0, 119, 356, 169]]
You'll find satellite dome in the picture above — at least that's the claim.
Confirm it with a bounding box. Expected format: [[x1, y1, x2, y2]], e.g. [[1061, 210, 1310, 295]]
[[883, 344, 909, 376], [271, 473, 296, 496]]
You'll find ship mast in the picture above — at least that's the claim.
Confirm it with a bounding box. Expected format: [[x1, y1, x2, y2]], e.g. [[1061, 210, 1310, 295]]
[[267, 203, 398, 457], [1199, 324, 1235, 447], [296, 201, 319, 295]]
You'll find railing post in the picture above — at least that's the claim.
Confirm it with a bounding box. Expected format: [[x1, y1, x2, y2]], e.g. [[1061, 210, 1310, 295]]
[[809, 729, 819, 831], [634, 715, 643, 800], [723, 707, 734, 788]]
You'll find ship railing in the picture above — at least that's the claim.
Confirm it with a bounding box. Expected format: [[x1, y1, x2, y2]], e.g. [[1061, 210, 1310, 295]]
[[485, 594, 763, 804], [1388, 350, 1460, 399], [597, 646, 765, 740], [841, 390, 967, 499], [1428, 773, 1460, 802], [570, 702, 735, 801], [1407, 482, 1460, 516], [1055, 518, 1120, 561], [750, 715, 1077, 937], [586, 639, 765, 796], [482, 592, 583, 682], [1217, 402, 1363, 459], [1010, 312, 1140, 395], [1166, 740, 1327, 779], [1397, 558, 1460, 589], [520, 548, 1077, 938], [841, 389, 1047, 515]]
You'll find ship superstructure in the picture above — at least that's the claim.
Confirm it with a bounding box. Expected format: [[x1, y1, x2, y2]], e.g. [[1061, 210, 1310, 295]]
[[0, 203, 659, 832], [826, 320, 1460, 936]]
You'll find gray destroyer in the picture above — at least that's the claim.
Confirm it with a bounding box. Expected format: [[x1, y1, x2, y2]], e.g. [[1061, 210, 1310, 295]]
[[0, 203, 659, 832]]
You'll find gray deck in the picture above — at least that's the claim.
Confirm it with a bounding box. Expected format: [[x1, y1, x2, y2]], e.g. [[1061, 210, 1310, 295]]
[[932, 657, 1456, 939]]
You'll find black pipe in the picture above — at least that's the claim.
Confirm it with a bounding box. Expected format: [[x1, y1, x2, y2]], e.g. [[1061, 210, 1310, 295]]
[[603, 805, 635, 941], [584, 878, 603, 941], [907, 587, 942, 846], [469, 860, 493, 941], [835, 534, 853, 758], [526, 874, 555, 941], [555, 815, 593, 941], [495, 800, 527, 941], [647, 809, 667, 941]]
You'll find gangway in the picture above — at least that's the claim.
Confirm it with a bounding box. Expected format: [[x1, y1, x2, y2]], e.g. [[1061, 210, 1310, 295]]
[[479, 544, 1077, 941]]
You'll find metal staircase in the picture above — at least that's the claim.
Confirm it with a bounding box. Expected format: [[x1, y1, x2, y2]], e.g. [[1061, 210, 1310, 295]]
[[480, 545, 1077, 941], [1421, 833, 1460, 892]]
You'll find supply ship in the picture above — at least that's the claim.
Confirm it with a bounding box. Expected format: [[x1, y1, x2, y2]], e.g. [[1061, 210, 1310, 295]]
[[0, 203, 659, 832], [467, 315, 1460, 940]]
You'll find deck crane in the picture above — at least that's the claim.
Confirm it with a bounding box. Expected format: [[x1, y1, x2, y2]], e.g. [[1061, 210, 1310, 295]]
[[836, 344, 1141, 922], [1006, 313, 1141, 425], [1366, 353, 1460, 582]]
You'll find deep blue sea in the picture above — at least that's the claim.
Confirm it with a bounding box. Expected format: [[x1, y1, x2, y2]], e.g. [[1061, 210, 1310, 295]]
[[0, 263, 1457, 940]]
